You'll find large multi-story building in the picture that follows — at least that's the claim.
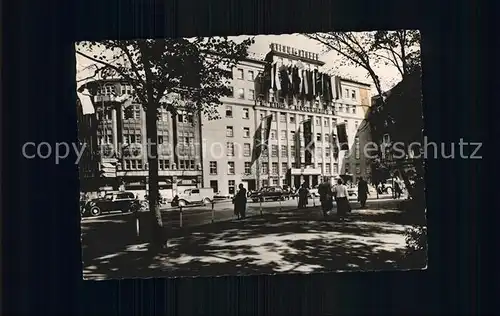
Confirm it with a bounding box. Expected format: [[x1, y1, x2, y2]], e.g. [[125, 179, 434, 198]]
[[78, 43, 373, 198], [201, 43, 373, 196], [78, 79, 203, 199]]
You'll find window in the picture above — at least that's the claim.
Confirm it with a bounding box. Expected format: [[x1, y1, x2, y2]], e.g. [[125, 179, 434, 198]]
[[324, 134, 329, 142], [237, 69, 244, 80], [345, 163, 350, 174], [243, 127, 250, 138], [243, 108, 250, 119], [262, 147, 268, 157], [282, 163, 288, 174], [345, 105, 350, 113], [355, 137, 360, 159], [299, 115, 305, 122], [226, 142, 235, 156], [272, 113, 276, 121], [338, 104, 343, 112], [179, 160, 195, 170], [244, 162, 251, 174], [122, 104, 141, 120], [316, 117, 320, 126], [333, 163, 338, 174], [270, 130, 277, 140], [351, 90, 356, 99], [272, 145, 278, 157], [228, 180, 236, 195], [352, 106, 356, 114], [248, 70, 255, 81], [325, 146, 331, 157], [237, 88, 245, 99], [248, 89, 254, 100], [228, 86, 234, 97], [262, 179, 269, 187], [228, 162, 235, 175], [244, 143, 251, 157], [159, 159, 170, 170], [344, 88, 349, 98], [261, 162, 269, 174], [290, 116, 295, 123], [290, 145, 296, 155], [272, 162, 278, 174], [355, 163, 361, 174], [316, 133, 321, 141], [159, 108, 169, 121], [123, 159, 142, 170], [280, 130, 286, 140], [272, 178, 279, 186], [226, 126, 234, 137], [226, 105, 233, 118], [383, 133, 391, 143], [326, 163, 331, 174], [290, 131, 296, 140], [324, 119, 329, 127], [281, 145, 287, 157], [280, 113, 286, 123], [209, 161, 217, 175]]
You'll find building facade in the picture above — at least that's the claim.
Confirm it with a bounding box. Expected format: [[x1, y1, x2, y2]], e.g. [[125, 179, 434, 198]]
[[78, 44, 373, 198], [201, 44, 373, 196], [78, 79, 203, 200]]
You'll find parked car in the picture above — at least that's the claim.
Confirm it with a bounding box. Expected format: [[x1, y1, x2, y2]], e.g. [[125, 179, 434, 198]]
[[83, 191, 140, 217], [250, 186, 286, 202], [175, 188, 215, 207]]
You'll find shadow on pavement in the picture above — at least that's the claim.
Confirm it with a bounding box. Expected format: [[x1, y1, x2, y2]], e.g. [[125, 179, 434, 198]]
[[82, 203, 426, 280]]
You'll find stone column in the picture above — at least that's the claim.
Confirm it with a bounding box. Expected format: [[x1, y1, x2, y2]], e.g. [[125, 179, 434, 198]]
[[111, 108, 118, 153], [140, 106, 148, 168]]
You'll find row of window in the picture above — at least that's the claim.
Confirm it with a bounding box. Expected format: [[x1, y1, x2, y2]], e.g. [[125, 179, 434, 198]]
[[122, 159, 197, 171], [228, 87, 255, 100], [208, 160, 362, 175], [122, 159, 361, 174], [234, 68, 256, 81]]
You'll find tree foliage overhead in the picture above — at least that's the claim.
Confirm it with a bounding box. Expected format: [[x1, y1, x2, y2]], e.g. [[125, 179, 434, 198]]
[[76, 37, 254, 248], [76, 37, 254, 119]]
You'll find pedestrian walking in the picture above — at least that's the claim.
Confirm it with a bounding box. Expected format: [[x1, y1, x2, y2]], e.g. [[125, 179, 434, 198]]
[[357, 176, 369, 208], [394, 181, 402, 199], [318, 176, 333, 217], [298, 183, 309, 209], [333, 178, 351, 221], [233, 183, 247, 219]]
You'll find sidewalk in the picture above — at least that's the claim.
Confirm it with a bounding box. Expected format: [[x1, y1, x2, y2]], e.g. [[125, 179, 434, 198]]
[[82, 200, 425, 280]]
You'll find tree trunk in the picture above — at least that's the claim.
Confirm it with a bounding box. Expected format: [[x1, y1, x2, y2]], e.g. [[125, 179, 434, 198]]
[[145, 104, 165, 248]]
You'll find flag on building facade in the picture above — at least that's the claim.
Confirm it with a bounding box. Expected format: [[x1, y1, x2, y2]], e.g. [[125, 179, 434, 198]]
[[251, 114, 273, 165], [303, 119, 313, 165], [337, 122, 349, 151], [77, 89, 95, 115]]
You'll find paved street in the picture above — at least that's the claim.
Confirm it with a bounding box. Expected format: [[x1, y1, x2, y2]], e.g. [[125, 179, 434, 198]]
[[81, 196, 424, 280]]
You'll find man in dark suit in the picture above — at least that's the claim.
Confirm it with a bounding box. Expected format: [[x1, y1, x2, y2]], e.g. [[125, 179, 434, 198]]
[[357, 177, 369, 208]]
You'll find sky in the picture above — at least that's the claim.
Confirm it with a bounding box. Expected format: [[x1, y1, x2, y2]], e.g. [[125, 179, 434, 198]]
[[76, 33, 404, 94]]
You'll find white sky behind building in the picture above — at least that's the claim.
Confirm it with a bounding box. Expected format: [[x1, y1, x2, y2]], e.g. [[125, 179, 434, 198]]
[[76, 33, 405, 95]]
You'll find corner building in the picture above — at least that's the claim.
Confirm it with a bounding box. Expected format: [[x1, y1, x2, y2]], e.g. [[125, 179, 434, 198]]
[[78, 79, 203, 200], [201, 44, 373, 196]]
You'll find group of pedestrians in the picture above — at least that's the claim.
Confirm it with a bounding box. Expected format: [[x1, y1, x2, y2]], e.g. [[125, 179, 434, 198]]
[[315, 176, 370, 221], [231, 176, 373, 222]]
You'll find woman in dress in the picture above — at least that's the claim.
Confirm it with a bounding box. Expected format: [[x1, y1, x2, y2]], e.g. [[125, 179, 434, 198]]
[[333, 178, 351, 221]]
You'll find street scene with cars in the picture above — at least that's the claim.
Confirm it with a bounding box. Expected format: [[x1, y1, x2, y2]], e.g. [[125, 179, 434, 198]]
[[77, 31, 426, 279]]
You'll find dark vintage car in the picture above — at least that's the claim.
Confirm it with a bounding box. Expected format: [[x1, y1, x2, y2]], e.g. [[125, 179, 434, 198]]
[[82, 191, 140, 217], [250, 186, 287, 202]]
